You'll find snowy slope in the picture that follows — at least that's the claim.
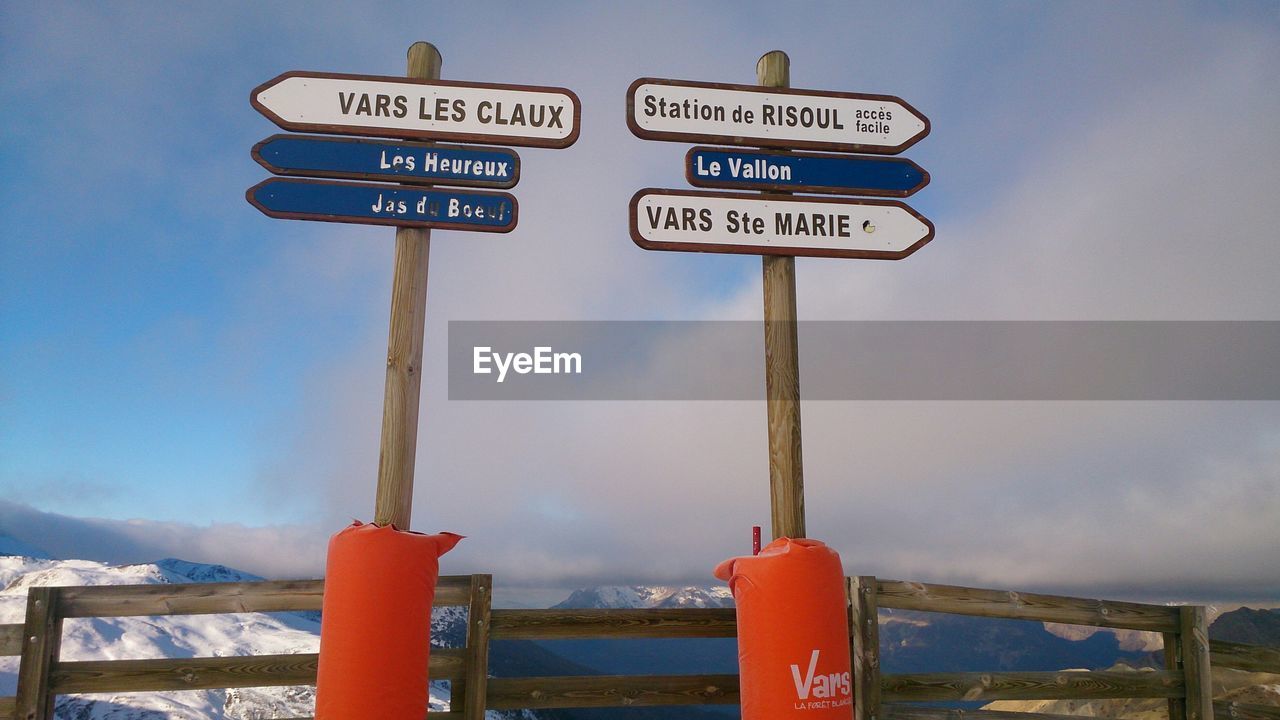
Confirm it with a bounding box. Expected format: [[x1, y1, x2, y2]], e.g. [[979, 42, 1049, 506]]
[[0, 555, 502, 720], [553, 584, 733, 609]]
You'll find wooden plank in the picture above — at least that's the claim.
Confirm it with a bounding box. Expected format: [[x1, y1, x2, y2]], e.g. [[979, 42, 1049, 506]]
[[372, 39, 442, 530], [850, 576, 881, 720], [56, 575, 472, 617], [0, 625, 22, 656], [489, 608, 738, 639], [486, 674, 739, 709], [0, 696, 15, 720], [880, 670, 1184, 703], [875, 579, 1180, 632], [461, 574, 492, 720], [1166, 631, 1187, 720], [1210, 639, 1280, 674], [58, 580, 325, 617], [50, 649, 466, 693], [15, 587, 62, 720], [757, 49, 806, 541], [430, 577, 473, 607], [884, 705, 1094, 720], [1215, 702, 1280, 720], [1181, 606, 1214, 720]]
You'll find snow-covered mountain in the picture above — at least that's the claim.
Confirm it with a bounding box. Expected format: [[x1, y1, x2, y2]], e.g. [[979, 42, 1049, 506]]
[[0, 554, 505, 720], [542, 585, 740, 720], [553, 585, 733, 610]]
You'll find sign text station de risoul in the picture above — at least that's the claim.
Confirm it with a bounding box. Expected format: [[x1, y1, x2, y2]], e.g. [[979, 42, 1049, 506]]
[[627, 78, 929, 154], [252, 71, 581, 148], [630, 189, 933, 260]]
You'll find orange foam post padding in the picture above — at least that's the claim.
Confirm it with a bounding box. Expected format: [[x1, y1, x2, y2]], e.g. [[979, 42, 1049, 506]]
[[714, 537, 853, 720], [314, 521, 463, 720]]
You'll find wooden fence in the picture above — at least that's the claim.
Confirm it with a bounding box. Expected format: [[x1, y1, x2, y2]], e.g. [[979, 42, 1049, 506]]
[[3, 575, 1278, 720]]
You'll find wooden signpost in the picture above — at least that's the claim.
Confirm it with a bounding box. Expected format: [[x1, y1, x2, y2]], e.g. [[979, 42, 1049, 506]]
[[758, 51, 805, 541], [627, 52, 933, 540], [247, 42, 580, 529]]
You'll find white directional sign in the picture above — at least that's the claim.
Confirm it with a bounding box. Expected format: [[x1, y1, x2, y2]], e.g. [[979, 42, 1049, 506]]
[[629, 189, 933, 260], [252, 71, 581, 148], [627, 78, 928, 154]]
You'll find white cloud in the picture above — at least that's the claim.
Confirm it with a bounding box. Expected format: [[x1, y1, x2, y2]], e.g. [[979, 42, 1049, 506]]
[[0, 501, 326, 579]]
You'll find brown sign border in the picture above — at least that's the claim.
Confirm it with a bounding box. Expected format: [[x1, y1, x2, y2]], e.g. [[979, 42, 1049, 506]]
[[251, 134, 521, 189], [626, 77, 930, 155], [628, 188, 933, 260], [251, 70, 581, 149], [684, 145, 929, 198], [246, 177, 518, 233]]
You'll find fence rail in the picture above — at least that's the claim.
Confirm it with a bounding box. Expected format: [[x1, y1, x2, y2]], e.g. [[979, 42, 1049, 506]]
[[874, 579, 1181, 633], [5, 573, 1277, 720]]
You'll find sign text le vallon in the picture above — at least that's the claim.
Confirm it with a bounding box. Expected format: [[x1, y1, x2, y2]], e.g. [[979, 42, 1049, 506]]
[[338, 91, 567, 129]]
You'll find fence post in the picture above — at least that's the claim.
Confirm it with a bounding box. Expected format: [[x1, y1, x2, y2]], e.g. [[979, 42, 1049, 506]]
[[14, 587, 62, 720], [1179, 606, 1213, 720], [1164, 628, 1187, 720], [850, 576, 881, 720], [461, 574, 493, 720]]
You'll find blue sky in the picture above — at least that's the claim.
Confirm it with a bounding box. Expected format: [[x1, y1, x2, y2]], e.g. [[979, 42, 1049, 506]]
[[2, 2, 1279, 603]]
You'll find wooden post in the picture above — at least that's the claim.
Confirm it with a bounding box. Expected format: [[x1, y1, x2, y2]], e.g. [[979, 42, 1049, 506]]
[[15, 587, 62, 720], [1179, 606, 1214, 720], [1163, 630, 1187, 720], [461, 574, 494, 720], [757, 50, 806, 540], [850, 577, 881, 720], [373, 41, 443, 529]]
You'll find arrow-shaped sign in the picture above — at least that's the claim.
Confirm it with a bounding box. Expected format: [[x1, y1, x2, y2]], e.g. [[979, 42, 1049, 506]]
[[627, 77, 929, 154], [252, 71, 580, 148], [629, 188, 933, 260], [247, 178, 517, 232], [686, 146, 929, 197], [252, 134, 520, 188]]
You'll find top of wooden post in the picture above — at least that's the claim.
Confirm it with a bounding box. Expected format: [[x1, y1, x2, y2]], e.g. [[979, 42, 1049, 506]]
[[407, 42, 443, 81], [756, 50, 790, 88]]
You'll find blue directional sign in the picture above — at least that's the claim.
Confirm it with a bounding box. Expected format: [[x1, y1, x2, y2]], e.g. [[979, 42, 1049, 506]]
[[686, 146, 929, 197], [252, 134, 519, 188], [246, 178, 517, 232]]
